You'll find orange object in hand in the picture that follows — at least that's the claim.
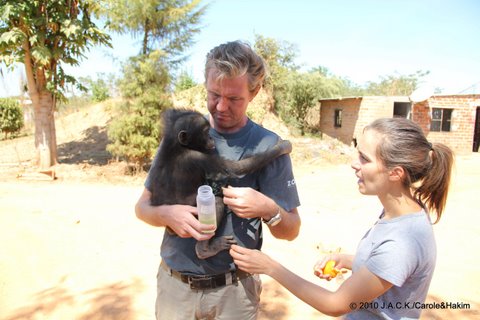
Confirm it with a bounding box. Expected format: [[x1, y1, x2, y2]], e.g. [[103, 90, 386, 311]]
[[323, 260, 338, 278]]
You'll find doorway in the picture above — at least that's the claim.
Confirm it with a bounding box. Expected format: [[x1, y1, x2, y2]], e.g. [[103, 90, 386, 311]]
[[473, 107, 480, 152], [393, 102, 412, 119]]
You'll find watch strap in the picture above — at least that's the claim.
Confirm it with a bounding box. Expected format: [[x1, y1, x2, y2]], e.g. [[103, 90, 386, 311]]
[[262, 206, 282, 226]]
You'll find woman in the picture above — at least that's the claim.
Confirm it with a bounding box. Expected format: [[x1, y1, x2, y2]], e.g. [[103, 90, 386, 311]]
[[230, 117, 454, 319]]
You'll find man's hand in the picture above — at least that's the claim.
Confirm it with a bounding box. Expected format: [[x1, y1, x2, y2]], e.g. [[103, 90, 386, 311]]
[[222, 186, 277, 220], [135, 188, 215, 241], [164, 204, 216, 240]]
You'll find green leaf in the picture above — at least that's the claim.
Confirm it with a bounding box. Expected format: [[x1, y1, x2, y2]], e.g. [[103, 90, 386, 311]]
[[0, 28, 26, 45], [31, 46, 52, 66], [0, 4, 14, 21], [61, 20, 82, 38]]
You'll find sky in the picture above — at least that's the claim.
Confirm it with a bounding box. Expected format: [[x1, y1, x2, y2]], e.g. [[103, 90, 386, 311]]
[[1, 0, 480, 97]]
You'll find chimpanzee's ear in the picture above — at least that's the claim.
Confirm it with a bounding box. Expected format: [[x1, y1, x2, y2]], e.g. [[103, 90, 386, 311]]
[[178, 130, 189, 146]]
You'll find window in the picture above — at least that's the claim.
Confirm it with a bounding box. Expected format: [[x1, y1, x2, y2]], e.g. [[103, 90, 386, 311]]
[[334, 109, 342, 127], [430, 108, 452, 132]]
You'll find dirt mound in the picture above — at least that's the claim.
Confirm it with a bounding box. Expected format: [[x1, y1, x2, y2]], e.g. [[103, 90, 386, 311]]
[[0, 101, 131, 183], [0, 100, 353, 183]]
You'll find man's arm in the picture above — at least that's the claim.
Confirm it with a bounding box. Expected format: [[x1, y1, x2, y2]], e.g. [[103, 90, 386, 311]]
[[265, 204, 300, 241], [135, 188, 215, 240]]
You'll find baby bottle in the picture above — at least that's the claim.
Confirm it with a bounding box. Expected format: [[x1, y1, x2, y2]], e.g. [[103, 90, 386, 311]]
[[196, 185, 217, 233]]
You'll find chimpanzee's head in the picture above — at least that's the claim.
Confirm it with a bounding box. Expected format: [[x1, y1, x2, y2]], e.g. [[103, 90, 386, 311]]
[[163, 109, 215, 152]]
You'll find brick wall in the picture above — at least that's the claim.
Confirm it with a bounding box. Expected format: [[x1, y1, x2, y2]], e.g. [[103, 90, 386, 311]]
[[319, 96, 409, 146], [319, 95, 479, 154], [355, 96, 405, 137], [319, 97, 362, 145], [412, 94, 480, 154]]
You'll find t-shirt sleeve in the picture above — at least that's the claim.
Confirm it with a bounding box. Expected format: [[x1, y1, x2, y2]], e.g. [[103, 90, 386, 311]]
[[257, 153, 300, 212], [366, 238, 418, 287]]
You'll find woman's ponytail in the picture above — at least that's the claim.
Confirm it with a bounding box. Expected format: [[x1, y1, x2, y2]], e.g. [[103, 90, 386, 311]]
[[413, 143, 454, 223]]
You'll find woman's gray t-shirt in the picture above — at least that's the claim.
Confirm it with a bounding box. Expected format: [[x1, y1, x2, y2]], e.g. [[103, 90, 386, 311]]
[[346, 210, 436, 320]]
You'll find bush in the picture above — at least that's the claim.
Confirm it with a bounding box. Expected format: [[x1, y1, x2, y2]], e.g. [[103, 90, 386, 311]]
[[107, 51, 171, 171], [175, 70, 197, 92], [107, 110, 160, 171], [91, 78, 110, 102], [173, 84, 207, 112], [0, 98, 24, 139]]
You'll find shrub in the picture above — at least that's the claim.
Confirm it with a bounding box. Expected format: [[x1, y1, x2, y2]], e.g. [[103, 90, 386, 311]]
[[0, 98, 24, 139], [107, 51, 171, 171], [107, 109, 160, 171], [175, 70, 197, 92], [91, 78, 110, 102]]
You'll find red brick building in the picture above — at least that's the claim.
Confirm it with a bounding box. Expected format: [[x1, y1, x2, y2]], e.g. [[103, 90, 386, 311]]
[[318, 94, 480, 154]]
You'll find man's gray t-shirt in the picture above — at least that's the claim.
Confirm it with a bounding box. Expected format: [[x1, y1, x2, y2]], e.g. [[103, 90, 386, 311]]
[[346, 210, 436, 320], [145, 118, 300, 275]]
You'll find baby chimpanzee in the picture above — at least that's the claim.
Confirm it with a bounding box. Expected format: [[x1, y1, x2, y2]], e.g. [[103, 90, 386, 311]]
[[150, 108, 292, 259]]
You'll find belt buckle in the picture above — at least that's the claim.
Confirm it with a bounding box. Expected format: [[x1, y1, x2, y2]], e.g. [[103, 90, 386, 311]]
[[188, 276, 214, 290]]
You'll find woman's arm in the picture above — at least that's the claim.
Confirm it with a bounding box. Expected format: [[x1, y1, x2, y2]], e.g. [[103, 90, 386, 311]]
[[230, 245, 392, 317]]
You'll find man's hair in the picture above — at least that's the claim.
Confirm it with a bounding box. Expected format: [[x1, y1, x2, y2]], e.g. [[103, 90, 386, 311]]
[[204, 40, 267, 92]]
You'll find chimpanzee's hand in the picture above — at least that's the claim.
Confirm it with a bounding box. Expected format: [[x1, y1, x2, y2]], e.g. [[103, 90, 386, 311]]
[[277, 139, 292, 154], [222, 186, 277, 220], [163, 204, 215, 241]]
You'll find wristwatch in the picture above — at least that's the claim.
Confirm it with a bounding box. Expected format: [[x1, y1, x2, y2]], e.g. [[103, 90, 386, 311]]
[[262, 207, 282, 226]]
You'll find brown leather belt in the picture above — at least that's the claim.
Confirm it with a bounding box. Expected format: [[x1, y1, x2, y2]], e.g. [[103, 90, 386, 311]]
[[161, 261, 252, 290]]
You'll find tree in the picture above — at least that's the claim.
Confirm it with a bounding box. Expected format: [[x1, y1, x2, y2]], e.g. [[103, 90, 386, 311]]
[[287, 70, 345, 135], [0, 1, 111, 169], [254, 34, 299, 112], [107, 51, 171, 171], [365, 70, 430, 96], [174, 69, 196, 92], [310, 65, 365, 97], [102, 0, 207, 59], [103, 0, 208, 170], [80, 73, 113, 102]]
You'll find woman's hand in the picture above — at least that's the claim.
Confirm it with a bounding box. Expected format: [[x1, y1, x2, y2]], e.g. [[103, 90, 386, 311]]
[[313, 254, 352, 281]]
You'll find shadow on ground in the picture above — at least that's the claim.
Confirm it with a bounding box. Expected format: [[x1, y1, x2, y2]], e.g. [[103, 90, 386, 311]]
[[4, 278, 143, 320], [258, 282, 480, 320], [258, 280, 290, 319], [58, 126, 112, 165]]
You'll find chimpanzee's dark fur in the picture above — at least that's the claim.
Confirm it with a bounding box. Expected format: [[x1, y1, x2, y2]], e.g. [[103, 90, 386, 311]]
[[150, 108, 292, 259]]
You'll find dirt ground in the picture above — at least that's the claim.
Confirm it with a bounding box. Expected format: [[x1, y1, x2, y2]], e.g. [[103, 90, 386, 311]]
[[0, 103, 479, 319]]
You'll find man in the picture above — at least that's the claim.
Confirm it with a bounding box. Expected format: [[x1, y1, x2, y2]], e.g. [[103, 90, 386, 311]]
[[135, 40, 301, 319]]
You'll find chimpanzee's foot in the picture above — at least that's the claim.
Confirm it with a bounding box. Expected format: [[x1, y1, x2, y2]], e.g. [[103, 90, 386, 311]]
[[195, 235, 237, 259]]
